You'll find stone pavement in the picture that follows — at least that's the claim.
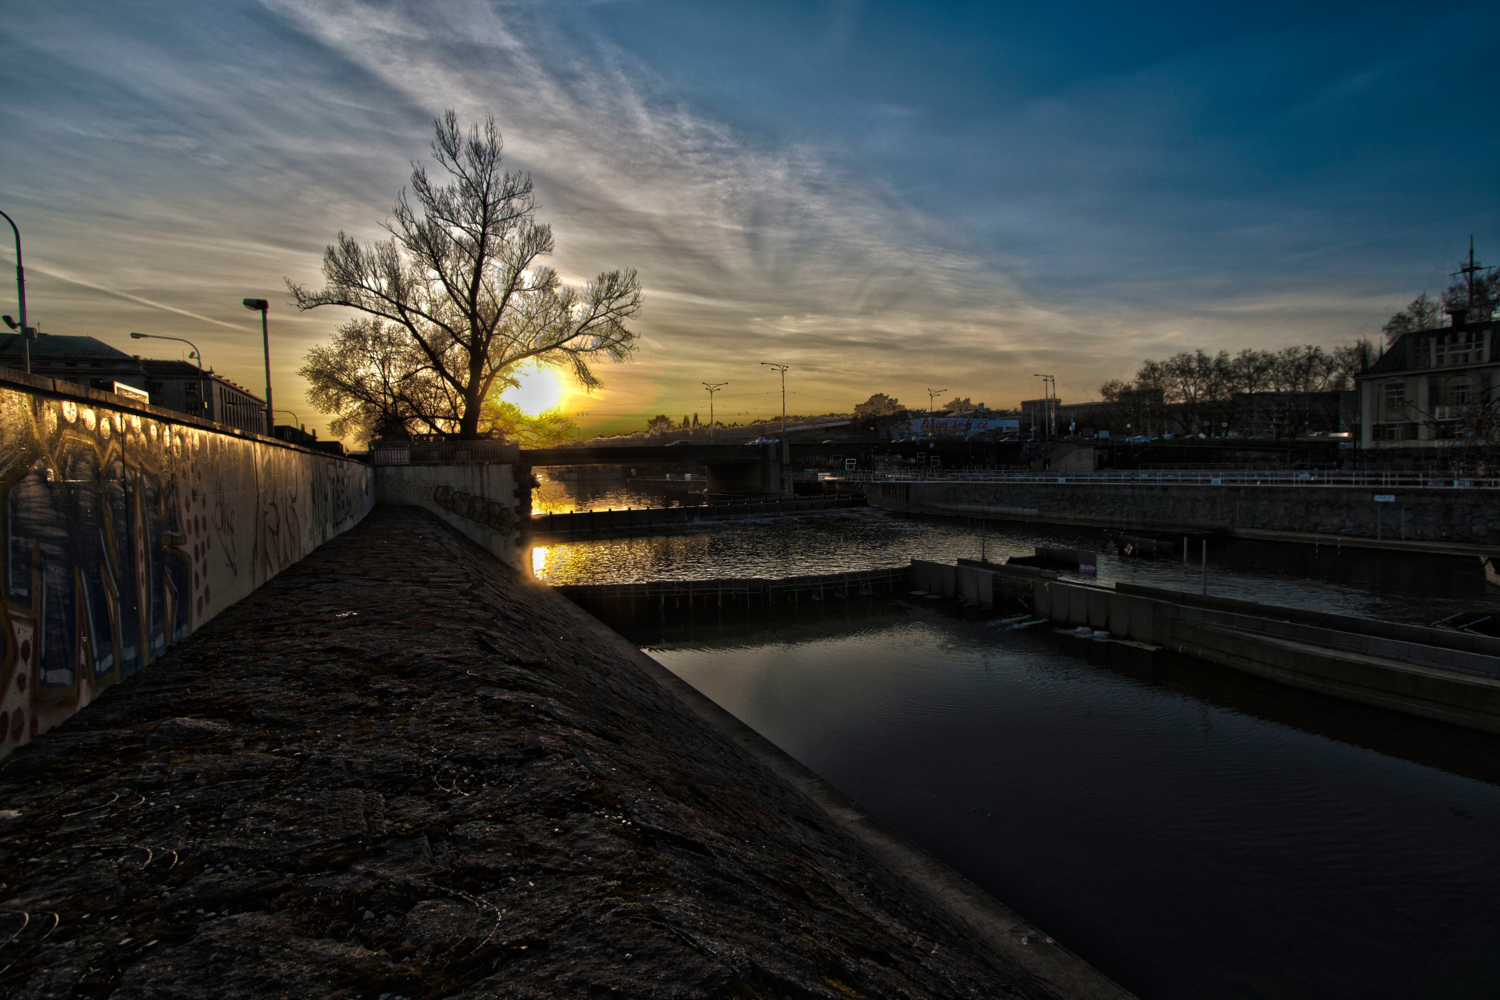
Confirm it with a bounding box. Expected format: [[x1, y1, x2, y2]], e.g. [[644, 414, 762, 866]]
[[0, 506, 1066, 999]]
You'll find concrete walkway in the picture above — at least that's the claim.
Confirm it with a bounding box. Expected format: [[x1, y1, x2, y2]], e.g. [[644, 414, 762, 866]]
[[0, 506, 1126, 999]]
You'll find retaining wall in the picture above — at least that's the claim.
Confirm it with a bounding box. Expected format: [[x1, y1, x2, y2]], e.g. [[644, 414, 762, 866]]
[[374, 457, 531, 569], [867, 480, 1500, 544], [0, 369, 374, 755]]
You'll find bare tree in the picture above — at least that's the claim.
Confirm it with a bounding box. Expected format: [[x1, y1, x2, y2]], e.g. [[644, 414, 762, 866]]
[[1382, 292, 1445, 345], [290, 111, 643, 439], [299, 317, 456, 441]]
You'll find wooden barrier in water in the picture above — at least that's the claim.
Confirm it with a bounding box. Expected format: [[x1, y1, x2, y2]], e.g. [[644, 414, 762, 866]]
[[531, 495, 866, 538], [556, 565, 910, 615]]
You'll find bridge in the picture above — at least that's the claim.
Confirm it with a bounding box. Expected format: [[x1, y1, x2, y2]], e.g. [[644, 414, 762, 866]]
[[520, 441, 858, 493]]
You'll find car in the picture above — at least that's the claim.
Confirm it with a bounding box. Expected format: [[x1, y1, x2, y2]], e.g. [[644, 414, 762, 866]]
[[664, 439, 694, 447], [744, 436, 780, 445]]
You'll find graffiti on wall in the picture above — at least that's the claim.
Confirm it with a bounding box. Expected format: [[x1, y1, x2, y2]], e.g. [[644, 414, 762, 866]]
[[0, 384, 373, 754]]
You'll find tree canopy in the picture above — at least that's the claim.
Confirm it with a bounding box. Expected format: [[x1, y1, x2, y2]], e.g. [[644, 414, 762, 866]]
[[291, 111, 642, 440], [853, 393, 903, 419]]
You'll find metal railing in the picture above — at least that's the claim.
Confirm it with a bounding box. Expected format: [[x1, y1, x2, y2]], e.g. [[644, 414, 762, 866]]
[[369, 438, 520, 466], [830, 469, 1500, 489]]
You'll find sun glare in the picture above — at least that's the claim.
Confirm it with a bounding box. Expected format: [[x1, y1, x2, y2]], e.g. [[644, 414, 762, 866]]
[[501, 366, 566, 416]]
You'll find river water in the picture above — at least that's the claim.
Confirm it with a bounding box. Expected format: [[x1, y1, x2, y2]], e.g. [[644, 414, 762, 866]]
[[530, 479, 1500, 999]]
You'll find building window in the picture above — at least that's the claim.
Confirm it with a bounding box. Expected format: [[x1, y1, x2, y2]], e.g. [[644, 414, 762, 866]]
[[1452, 383, 1471, 406], [1384, 383, 1405, 409]]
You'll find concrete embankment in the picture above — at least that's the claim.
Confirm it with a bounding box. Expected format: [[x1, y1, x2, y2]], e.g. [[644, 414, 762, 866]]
[[867, 479, 1500, 554], [910, 557, 1500, 735], [0, 507, 1129, 999]]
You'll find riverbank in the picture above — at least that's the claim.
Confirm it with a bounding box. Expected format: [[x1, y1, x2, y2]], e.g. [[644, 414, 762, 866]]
[[0, 506, 1124, 999]]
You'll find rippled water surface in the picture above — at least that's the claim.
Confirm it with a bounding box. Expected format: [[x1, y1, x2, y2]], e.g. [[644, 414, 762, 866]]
[[530, 504, 1498, 625], [641, 607, 1500, 1000]]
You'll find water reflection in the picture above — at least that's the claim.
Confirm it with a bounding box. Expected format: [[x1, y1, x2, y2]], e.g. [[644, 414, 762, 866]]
[[532, 474, 710, 514], [530, 506, 1498, 625], [642, 605, 1500, 1000]]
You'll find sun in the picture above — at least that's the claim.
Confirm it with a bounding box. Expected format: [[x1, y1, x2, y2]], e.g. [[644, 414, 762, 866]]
[[501, 365, 566, 416]]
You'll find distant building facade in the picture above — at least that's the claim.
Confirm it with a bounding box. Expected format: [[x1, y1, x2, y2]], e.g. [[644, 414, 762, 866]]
[[1355, 315, 1500, 452], [2, 333, 266, 435]]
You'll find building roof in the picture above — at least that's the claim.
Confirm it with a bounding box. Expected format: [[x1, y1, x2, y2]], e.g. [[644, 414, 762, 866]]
[[1362, 319, 1499, 376], [141, 358, 205, 377], [0, 333, 139, 363]]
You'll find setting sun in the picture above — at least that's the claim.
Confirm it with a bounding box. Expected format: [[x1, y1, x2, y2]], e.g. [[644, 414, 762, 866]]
[[501, 365, 567, 416]]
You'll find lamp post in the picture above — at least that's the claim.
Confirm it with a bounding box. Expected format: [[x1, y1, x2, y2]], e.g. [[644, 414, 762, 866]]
[[760, 363, 788, 441], [926, 388, 946, 414], [0, 209, 32, 374], [1033, 374, 1056, 439], [702, 382, 727, 442], [242, 299, 273, 434], [130, 332, 207, 417]]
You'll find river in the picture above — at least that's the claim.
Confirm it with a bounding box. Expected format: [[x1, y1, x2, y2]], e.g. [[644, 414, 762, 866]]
[[529, 478, 1500, 999]]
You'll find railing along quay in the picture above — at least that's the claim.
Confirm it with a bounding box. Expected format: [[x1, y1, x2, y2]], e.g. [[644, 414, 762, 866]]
[[555, 565, 911, 612], [833, 470, 1500, 489], [530, 495, 865, 536]]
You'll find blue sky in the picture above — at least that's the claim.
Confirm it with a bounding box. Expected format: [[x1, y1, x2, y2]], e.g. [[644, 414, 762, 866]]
[[2, 0, 1497, 437]]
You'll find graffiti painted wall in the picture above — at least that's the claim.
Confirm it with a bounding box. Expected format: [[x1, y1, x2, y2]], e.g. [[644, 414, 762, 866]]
[[0, 375, 374, 756], [375, 461, 530, 569]]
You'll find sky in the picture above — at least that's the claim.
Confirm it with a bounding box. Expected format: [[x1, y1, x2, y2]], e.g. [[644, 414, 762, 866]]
[[2, 0, 1498, 439]]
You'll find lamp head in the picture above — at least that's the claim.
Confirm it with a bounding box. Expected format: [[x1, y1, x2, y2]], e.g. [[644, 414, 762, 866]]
[[129, 332, 146, 339], [2, 315, 16, 331], [242, 298, 269, 311]]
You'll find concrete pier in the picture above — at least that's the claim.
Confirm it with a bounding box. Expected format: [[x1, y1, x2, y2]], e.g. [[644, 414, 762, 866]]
[[909, 555, 1500, 735], [867, 479, 1500, 554], [0, 508, 1129, 999]]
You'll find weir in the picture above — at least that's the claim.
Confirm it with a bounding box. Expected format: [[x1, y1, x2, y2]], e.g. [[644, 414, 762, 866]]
[[556, 565, 909, 616], [531, 494, 865, 538], [904, 554, 1500, 735]]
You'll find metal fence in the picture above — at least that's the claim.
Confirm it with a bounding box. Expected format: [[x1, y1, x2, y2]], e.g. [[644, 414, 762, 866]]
[[832, 469, 1500, 489], [369, 438, 520, 466]]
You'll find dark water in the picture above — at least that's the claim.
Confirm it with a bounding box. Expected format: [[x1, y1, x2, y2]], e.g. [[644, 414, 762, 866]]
[[536, 476, 1500, 997], [637, 604, 1500, 1000]]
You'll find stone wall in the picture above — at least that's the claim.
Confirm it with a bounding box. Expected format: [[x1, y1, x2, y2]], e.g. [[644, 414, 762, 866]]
[[374, 460, 531, 569], [867, 480, 1500, 543], [0, 368, 373, 756]]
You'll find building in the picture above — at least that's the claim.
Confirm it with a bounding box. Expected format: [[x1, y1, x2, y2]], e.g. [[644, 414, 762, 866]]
[[0, 332, 147, 393], [2, 333, 267, 435], [1355, 312, 1500, 454], [141, 359, 267, 435], [1230, 391, 1355, 439]]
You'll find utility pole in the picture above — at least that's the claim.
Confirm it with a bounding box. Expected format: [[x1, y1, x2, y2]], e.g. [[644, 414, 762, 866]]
[[1451, 236, 1495, 310], [1033, 374, 1056, 439], [0, 210, 32, 374], [242, 298, 272, 435], [927, 388, 946, 413], [702, 382, 727, 442]]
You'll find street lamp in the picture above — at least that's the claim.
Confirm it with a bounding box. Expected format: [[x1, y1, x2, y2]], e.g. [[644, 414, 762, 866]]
[[1033, 374, 1056, 439], [130, 331, 207, 417], [926, 388, 946, 413], [276, 409, 302, 428], [242, 298, 272, 435], [702, 382, 727, 443], [0, 209, 32, 374], [760, 363, 788, 443]]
